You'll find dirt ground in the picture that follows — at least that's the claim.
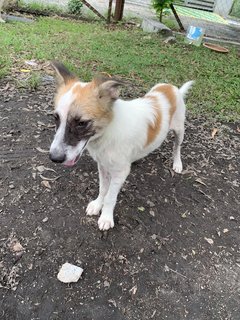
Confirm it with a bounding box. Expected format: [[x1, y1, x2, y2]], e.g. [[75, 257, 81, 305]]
[[0, 78, 240, 320]]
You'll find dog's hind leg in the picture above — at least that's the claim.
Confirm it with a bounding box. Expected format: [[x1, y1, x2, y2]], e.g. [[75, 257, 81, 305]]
[[172, 126, 184, 173], [86, 164, 110, 216], [98, 166, 130, 231]]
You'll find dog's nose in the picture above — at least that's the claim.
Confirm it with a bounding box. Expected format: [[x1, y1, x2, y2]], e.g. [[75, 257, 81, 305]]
[[49, 153, 66, 163]]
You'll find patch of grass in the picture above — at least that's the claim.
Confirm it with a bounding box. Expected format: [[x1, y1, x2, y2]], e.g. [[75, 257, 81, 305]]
[[18, 0, 65, 14], [0, 17, 239, 121]]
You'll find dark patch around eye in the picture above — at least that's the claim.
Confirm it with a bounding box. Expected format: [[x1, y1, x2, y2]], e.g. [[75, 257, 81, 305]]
[[64, 117, 95, 146], [54, 113, 60, 129]]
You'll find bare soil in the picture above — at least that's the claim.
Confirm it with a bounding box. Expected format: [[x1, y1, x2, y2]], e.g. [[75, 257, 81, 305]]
[[0, 79, 240, 320]]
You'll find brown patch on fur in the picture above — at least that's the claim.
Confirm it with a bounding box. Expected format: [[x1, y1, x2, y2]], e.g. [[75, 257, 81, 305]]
[[144, 95, 162, 146], [71, 81, 113, 122], [153, 84, 176, 122]]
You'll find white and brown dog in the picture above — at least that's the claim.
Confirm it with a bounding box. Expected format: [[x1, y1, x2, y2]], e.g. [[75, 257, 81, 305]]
[[49, 62, 194, 231]]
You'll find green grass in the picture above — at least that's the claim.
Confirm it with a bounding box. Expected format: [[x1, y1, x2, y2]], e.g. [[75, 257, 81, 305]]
[[18, 1, 65, 14], [231, 0, 240, 18], [0, 17, 239, 121]]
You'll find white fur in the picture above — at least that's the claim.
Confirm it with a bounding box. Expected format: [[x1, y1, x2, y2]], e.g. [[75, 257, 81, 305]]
[[86, 81, 194, 230], [50, 82, 89, 163], [50, 79, 193, 231]]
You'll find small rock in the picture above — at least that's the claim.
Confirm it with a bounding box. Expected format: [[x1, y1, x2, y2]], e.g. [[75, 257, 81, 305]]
[[104, 280, 110, 288], [57, 263, 83, 283]]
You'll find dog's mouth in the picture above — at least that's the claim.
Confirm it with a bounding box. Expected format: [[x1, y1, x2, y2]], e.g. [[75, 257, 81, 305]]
[[63, 140, 89, 167], [63, 154, 81, 167]]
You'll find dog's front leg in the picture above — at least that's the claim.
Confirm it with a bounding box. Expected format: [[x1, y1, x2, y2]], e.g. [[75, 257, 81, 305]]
[[86, 164, 110, 216], [98, 166, 130, 231]]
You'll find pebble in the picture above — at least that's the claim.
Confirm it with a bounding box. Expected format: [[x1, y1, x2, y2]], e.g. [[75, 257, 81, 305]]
[[57, 263, 83, 283]]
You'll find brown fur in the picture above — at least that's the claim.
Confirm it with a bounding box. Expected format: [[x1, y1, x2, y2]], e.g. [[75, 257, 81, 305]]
[[71, 81, 113, 122], [153, 84, 176, 122], [145, 96, 162, 146]]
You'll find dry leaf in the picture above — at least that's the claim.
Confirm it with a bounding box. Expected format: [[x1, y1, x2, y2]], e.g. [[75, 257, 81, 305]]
[[41, 180, 51, 189], [129, 285, 137, 295], [11, 242, 24, 252], [204, 237, 214, 245], [195, 178, 207, 187], [20, 69, 31, 73], [39, 174, 60, 181], [36, 147, 49, 154], [37, 165, 56, 173], [211, 128, 218, 139]]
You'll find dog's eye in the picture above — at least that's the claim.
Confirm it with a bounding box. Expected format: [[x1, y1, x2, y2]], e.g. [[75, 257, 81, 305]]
[[76, 121, 87, 129]]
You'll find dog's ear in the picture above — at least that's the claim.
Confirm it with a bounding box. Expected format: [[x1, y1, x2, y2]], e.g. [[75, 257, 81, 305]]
[[51, 61, 76, 85], [96, 76, 122, 100]]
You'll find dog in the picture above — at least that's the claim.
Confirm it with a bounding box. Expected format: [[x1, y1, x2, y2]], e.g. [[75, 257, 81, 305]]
[[49, 61, 194, 231]]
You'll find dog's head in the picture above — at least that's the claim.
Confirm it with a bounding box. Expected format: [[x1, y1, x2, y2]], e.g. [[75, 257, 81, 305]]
[[49, 61, 121, 167]]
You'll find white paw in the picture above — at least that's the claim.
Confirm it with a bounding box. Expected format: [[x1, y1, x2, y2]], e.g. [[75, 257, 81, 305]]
[[173, 161, 183, 173], [98, 215, 114, 231], [86, 199, 102, 216]]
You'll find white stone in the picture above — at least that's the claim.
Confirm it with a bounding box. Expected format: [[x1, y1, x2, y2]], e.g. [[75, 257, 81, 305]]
[[57, 263, 83, 283]]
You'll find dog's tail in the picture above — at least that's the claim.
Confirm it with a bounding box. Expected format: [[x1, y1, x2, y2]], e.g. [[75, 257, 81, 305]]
[[179, 81, 194, 99]]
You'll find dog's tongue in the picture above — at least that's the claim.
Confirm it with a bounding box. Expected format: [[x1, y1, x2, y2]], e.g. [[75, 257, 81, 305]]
[[64, 159, 76, 167]]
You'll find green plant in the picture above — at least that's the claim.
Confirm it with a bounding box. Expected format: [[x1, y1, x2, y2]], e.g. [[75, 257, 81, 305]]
[[68, 0, 83, 15], [152, 0, 174, 22]]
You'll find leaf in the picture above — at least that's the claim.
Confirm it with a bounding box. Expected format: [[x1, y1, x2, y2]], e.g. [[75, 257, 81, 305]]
[[204, 237, 214, 245], [37, 165, 56, 173], [195, 178, 207, 187], [20, 69, 31, 73], [211, 128, 218, 139], [36, 147, 49, 153], [129, 285, 137, 295], [41, 180, 51, 189], [138, 207, 145, 212]]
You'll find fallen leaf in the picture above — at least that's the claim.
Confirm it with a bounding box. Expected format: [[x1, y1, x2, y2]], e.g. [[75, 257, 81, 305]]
[[37, 165, 56, 173], [36, 147, 48, 154], [211, 128, 218, 139], [25, 60, 38, 66], [181, 211, 188, 218], [41, 180, 51, 189], [204, 237, 214, 245], [129, 285, 137, 295], [20, 69, 31, 73], [138, 206, 145, 212], [11, 242, 24, 252], [40, 174, 60, 181], [195, 178, 207, 187]]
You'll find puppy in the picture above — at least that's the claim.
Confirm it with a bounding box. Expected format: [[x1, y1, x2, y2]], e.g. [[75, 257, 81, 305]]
[[49, 62, 194, 231]]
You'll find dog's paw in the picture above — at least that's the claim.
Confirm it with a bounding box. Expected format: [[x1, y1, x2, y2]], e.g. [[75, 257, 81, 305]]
[[98, 215, 114, 231], [86, 199, 102, 216], [173, 161, 183, 174]]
